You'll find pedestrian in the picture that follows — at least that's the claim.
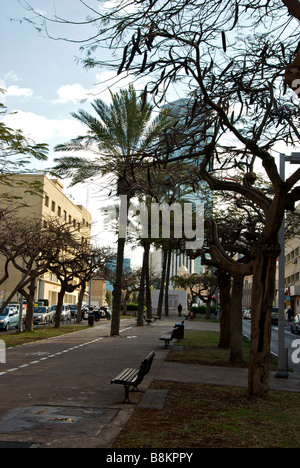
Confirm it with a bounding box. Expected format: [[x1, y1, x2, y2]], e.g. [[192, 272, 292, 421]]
[[287, 307, 293, 321], [177, 303, 182, 317]]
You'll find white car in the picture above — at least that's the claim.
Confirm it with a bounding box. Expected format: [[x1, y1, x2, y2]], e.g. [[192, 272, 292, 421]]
[[33, 306, 53, 324], [51, 305, 71, 322]]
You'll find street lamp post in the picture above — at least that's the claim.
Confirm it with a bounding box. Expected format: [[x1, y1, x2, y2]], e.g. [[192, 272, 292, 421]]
[[276, 152, 300, 379]]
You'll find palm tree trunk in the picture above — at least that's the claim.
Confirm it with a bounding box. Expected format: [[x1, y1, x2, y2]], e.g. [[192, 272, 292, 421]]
[[145, 243, 152, 319], [111, 236, 126, 336], [164, 250, 172, 316], [137, 244, 148, 326], [157, 249, 167, 319]]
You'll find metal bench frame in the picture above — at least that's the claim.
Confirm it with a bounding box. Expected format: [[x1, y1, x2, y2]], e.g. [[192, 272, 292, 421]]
[[111, 351, 155, 403], [159, 328, 178, 348]]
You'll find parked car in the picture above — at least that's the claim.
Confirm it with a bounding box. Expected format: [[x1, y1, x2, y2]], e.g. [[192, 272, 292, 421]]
[[33, 306, 53, 324], [271, 307, 279, 325], [291, 314, 300, 334], [68, 305, 78, 318], [243, 309, 251, 320], [0, 306, 19, 331], [8, 303, 26, 320], [51, 304, 71, 322]]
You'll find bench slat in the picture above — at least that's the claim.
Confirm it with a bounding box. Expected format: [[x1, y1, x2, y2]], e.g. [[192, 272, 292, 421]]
[[112, 368, 139, 384]]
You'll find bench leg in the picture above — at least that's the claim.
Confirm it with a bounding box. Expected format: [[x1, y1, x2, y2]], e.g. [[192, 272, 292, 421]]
[[122, 384, 135, 404]]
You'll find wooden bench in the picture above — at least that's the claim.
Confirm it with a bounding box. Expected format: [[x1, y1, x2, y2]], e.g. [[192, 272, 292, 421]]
[[111, 351, 155, 403], [159, 328, 178, 348]]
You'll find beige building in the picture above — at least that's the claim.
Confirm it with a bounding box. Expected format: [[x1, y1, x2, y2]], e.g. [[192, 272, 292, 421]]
[[285, 236, 300, 316], [0, 173, 92, 307], [90, 277, 107, 308]]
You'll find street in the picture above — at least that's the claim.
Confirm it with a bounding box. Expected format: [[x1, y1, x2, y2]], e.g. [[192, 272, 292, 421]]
[[243, 319, 300, 377], [0, 317, 170, 448]]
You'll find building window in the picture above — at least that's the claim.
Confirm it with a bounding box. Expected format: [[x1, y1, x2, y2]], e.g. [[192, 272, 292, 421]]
[[51, 201, 55, 212], [63, 210, 67, 221], [45, 195, 49, 207], [57, 206, 61, 217]]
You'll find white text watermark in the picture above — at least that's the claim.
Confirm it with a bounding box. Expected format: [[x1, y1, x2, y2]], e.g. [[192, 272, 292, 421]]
[[0, 340, 6, 363], [108, 196, 204, 249]]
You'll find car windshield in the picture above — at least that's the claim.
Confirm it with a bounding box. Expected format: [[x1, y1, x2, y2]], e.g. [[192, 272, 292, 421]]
[[0, 308, 9, 316], [34, 307, 46, 313]]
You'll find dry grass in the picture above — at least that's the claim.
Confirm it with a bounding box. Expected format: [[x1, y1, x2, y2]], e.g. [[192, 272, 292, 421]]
[[113, 329, 300, 448]]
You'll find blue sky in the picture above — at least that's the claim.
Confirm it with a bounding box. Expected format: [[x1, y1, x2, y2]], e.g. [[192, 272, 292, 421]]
[[1, 1, 296, 266], [0, 1, 149, 152], [0, 0, 145, 263]]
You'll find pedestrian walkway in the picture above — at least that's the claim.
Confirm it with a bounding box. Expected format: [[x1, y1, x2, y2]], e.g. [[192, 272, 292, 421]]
[[0, 313, 299, 448]]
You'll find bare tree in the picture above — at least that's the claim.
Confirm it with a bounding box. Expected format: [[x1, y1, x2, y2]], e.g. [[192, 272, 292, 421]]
[[0, 216, 74, 321], [21, 0, 300, 395]]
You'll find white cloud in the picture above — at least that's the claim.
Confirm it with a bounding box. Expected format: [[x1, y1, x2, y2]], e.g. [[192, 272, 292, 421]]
[[4, 71, 21, 82], [3, 109, 84, 143], [52, 83, 96, 104], [5, 85, 34, 98], [52, 71, 144, 105]]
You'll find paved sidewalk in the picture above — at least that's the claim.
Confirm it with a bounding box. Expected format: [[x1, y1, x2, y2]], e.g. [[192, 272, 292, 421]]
[[0, 314, 299, 448]]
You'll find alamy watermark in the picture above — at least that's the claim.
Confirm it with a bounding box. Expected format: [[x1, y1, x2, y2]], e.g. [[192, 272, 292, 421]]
[[0, 339, 6, 364], [292, 79, 300, 97], [108, 196, 205, 250], [291, 339, 300, 365]]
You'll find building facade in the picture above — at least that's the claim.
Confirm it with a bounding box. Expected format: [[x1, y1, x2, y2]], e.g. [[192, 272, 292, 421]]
[[0, 174, 92, 307], [285, 236, 300, 316]]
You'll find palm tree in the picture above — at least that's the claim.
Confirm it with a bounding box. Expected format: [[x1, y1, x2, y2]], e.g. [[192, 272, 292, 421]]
[[53, 84, 170, 335]]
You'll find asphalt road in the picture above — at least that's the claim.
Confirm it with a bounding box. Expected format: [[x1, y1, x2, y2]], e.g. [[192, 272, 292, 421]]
[[243, 319, 300, 377], [0, 317, 171, 448]]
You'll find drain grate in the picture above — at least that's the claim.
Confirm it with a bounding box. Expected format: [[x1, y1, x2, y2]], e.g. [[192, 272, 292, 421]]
[[0, 441, 36, 448]]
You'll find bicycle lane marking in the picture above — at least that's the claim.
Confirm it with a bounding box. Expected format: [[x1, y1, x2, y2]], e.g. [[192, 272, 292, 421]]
[[0, 337, 104, 376], [0, 325, 134, 377]]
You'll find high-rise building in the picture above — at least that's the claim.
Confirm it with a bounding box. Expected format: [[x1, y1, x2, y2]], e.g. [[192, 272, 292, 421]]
[[150, 98, 212, 282]]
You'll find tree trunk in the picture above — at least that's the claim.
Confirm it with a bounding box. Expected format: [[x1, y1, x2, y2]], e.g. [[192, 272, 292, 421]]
[[137, 245, 147, 326], [76, 281, 86, 323], [248, 244, 278, 396], [111, 236, 126, 336], [157, 249, 167, 319], [164, 250, 172, 317], [20, 278, 37, 332], [217, 269, 231, 349], [229, 275, 244, 363], [205, 297, 212, 319], [54, 287, 65, 328], [144, 243, 152, 319], [122, 289, 130, 315]]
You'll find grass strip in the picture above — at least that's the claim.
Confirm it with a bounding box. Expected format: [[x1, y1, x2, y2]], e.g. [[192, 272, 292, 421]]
[[0, 324, 89, 348], [113, 329, 296, 448], [113, 381, 300, 448]]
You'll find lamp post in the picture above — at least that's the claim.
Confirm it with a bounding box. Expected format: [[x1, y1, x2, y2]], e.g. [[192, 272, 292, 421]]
[[276, 152, 300, 378]]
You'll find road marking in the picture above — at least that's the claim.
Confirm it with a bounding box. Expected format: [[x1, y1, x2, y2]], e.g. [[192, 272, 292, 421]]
[[0, 336, 106, 377]]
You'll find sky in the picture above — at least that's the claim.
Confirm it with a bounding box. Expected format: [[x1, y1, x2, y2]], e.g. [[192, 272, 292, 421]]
[[0, 0, 145, 266], [1, 1, 299, 268]]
